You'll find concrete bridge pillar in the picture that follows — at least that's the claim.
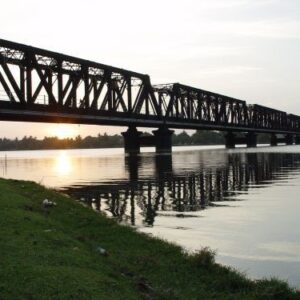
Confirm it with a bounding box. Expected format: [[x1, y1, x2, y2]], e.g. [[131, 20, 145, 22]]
[[270, 134, 278, 146], [246, 132, 257, 148], [285, 134, 294, 145], [295, 136, 300, 145], [152, 127, 174, 153], [225, 132, 235, 148], [122, 126, 142, 154]]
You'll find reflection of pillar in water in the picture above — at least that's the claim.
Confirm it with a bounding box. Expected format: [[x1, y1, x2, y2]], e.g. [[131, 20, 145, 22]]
[[247, 153, 259, 183], [238, 161, 244, 189], [215, 170, 221, 200], [109, 192, 125, 221], [207, 170, 213, 202], [188, 175, 196, 208], [130, 188, 135, 226], [174, 178, 183, 211], [222, 168, 229, 191], [155, 179, 165, 210], [155, 154, 173, 179], [144, 182, 156, 226], [199, 173, 205, 208], [125, 154, 141, 182], [171, 178, 176, 199], [244, 162, 250, 185]]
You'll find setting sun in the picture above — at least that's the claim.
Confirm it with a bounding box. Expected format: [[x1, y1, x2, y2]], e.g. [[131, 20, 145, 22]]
[[48, 124, 77, 139]]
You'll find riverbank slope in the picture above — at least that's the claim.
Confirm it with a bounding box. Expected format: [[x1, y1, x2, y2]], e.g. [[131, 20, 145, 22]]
[[0, 178, 299, 299]]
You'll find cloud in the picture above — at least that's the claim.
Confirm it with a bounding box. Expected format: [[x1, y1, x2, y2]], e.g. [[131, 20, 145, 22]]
[[196, 66, 263, 76], [193, 0, 278, 9], [221, 20, 300, 40], [177, 19, 300, 40]]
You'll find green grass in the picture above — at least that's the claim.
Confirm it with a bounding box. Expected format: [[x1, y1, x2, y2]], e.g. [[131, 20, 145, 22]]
[[0, 178, 299, 300]]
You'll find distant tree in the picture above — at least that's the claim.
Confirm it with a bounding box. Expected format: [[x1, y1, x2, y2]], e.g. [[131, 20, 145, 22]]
[[191, 130, 224, 145], [0, 130, 235, 151], [173, 131, 191, 145]]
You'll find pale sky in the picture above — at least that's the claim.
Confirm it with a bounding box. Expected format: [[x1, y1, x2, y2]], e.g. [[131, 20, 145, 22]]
[[0, 0, 299, 138]]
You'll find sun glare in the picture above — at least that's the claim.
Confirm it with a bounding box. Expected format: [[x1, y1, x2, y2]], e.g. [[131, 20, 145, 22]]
[[54, 152, 72, 176], [50, 124, 76, 139]]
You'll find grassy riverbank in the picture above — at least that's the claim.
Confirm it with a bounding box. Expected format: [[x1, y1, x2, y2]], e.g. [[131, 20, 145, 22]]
[[0, 179, 299, 299]]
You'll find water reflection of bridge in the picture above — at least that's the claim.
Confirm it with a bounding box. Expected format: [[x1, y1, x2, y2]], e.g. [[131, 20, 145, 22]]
[[63, 152, 300, 226]]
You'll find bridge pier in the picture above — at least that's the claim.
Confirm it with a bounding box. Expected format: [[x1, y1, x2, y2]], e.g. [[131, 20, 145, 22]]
[[226, 132, 257, 148], [122, 126, 142, 154], [122, 126, 174, 154], [285, 134, 294, 145], [152, 127, 174, 153], [271, 134, 278, 146], [225, 132, 236, 148], [295, 136, 300, 145], [246, 132, 257, 148]]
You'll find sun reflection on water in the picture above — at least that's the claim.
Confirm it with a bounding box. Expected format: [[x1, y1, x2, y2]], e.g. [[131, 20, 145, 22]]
[[54, 152, 72, 176]]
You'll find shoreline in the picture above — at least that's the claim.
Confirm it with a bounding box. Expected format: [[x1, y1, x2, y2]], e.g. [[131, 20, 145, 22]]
[[0, 143, 225, 153], [0, 178, 299, 299]]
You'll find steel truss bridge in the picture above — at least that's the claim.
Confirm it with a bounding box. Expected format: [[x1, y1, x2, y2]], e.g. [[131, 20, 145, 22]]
[[0, 39, 299, 151]]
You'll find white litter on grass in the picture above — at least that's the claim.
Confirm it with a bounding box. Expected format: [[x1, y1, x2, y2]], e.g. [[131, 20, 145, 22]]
[[96, 246, 108, 256], [42, 199, 57, 207]]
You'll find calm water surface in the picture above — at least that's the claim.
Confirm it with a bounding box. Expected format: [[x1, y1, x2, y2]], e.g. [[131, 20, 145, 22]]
[[1, 145, 300, 287]]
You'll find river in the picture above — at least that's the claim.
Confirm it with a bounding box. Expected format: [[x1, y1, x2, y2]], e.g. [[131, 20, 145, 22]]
[[1, 145, 300, 287]]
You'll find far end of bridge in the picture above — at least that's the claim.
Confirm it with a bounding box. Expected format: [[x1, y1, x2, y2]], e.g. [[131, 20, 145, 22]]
[[121, 126, 300, 154]]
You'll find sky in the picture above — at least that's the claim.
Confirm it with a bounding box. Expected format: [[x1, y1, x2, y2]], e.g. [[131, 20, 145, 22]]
[[0, 0, 299, 138]]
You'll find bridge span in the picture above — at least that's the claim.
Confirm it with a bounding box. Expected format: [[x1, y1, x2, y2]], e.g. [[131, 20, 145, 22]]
[[0, 39, 299, 153]]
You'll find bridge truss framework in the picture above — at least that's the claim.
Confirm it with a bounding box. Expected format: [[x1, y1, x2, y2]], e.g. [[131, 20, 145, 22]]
[[0, 39, 299, 151]]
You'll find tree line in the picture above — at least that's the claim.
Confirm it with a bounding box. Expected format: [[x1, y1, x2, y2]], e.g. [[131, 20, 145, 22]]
[[0, 130, 270, 151]]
